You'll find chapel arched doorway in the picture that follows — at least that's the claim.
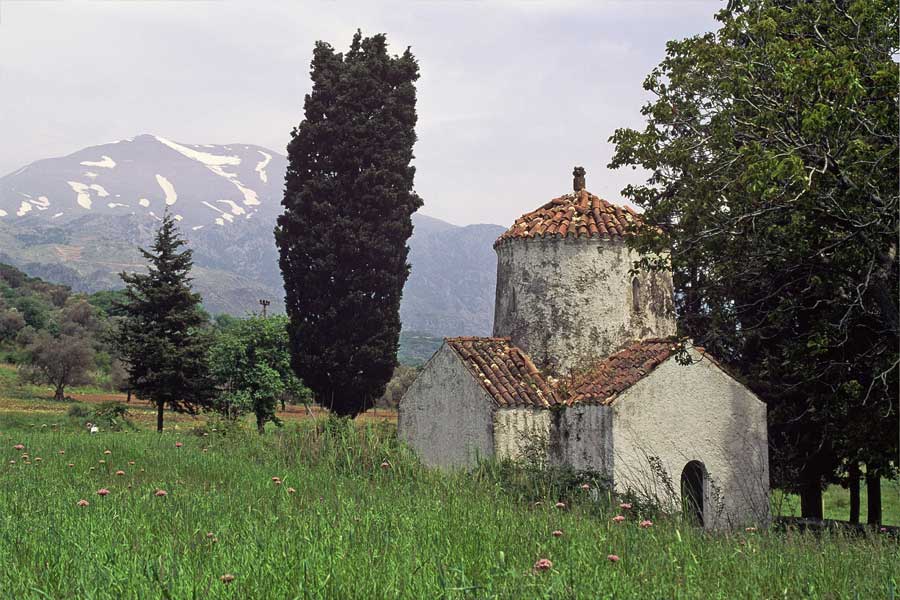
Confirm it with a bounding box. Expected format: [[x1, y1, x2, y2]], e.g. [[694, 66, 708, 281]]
[[681, 461, 705, 526]]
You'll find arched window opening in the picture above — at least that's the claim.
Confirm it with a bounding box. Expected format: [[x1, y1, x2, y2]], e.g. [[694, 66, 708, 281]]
[[632, 277, 642, 313], [681, 461, 705, 526]]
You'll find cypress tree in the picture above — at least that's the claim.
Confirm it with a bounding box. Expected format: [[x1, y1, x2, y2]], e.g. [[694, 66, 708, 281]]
[[118, 212, 215, 432], [276, 31, 422, 417]]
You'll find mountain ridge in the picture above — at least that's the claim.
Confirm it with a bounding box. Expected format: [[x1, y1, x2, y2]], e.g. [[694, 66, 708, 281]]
[[0, 135, 505, 335]]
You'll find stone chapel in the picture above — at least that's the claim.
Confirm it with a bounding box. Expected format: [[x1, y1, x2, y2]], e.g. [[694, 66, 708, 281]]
[[398, 168, 769, 529]]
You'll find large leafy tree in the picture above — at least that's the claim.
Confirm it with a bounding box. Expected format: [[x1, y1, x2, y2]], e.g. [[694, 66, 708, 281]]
[[118, 212, 215, 432], [208, 315, 310, 433], [609, 0, 898, 520], [276, 31, 422, 417]]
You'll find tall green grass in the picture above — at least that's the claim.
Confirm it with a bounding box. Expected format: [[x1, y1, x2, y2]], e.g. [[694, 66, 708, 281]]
[[0, 420, 896, 599]]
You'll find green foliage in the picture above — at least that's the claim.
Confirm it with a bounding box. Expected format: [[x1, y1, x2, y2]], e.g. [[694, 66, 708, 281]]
[[21, 330, 96, 401], [118, 212, 215, 432], [276, 31, 423, 417], [608, 0, 898, 511], [208, 315, 310, 433], [91, 401, 134, 432], [87, 289, 131, 318]]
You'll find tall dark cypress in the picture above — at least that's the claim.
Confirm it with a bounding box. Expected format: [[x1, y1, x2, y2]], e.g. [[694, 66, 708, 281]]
[[276, 31, 422, 417], [118, 212, 215, 432]]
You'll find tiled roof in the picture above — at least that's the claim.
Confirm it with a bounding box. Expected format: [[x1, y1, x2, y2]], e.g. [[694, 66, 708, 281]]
[[446, 337, 561, 408], [567, 339, 678, 405], [495, 189, 642, 246]]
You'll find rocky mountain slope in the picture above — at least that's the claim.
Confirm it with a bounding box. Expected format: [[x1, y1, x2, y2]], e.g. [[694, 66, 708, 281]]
[[0, 136, 503, 335]]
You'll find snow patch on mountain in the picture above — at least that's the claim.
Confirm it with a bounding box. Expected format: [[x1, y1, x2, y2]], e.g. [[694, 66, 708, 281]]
[[138, 198, 150, 208], [107, 202, 129, 208], [67, 181, 93, 209], [33, 196, 50, 210], [16, 201, 32, 217], [84, 172, 98, 179], [216, 199, 246, 215], [155, 174, 177, 205], [155, 136, 241, 166], [80, 155, 116, 168], [255, 151, 272, 183], [0, 209, 7, 217]]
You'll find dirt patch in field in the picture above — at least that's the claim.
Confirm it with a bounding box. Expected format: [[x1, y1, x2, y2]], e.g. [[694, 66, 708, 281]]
[[57, 391, 397, 423]]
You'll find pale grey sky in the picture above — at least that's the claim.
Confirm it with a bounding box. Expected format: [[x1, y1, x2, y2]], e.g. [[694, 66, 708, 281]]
[[0, 0, 721, 226]]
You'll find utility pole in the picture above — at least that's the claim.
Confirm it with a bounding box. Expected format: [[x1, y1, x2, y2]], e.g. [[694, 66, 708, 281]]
[[259, 299, 270, 318]]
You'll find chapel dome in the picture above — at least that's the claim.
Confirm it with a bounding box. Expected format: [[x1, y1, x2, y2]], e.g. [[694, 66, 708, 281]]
[[494, 167, 642, 247]]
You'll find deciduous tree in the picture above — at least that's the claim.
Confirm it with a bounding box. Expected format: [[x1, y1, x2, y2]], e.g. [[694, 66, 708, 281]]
[[609, 0, 898, 518]]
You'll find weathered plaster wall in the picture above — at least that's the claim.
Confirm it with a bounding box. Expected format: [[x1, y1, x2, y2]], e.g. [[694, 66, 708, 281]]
[[493, 408, 552, 462], [611, 350, 770, 529], [549, 404, 614, 476], [493, 238, 676, 376], [398, 344, 495, 468]]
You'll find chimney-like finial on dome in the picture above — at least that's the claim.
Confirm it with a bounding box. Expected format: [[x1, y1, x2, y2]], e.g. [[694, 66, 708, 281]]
[[573, 166, 586, 192]]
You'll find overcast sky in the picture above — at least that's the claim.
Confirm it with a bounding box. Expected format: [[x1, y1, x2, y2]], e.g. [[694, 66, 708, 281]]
[[0, 0, 721, 226]]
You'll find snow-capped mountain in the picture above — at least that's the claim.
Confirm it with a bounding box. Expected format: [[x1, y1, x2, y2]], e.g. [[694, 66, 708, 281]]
[[0, 134, 286, 229], [0, 135, 503, 334]]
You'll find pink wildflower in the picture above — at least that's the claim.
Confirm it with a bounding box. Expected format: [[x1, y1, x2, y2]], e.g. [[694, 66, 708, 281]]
[[612, 515, 626, 523], [220, 574, 235, 584], [271, 476, 281, 484], [551, 530, 563, 537], [533, 558, 553, 572], [13, 444, 24, 451], [607, 554, 620, 563], [580, 483, 590, 491], [96, 488, 110, 496], [639, 519, 653, 528], [380, 461, 391, 470], [555, 502, 566, 509], [175, 442, 183, 448], [154, 489, 168, 497], [287, 487, 297, 494], [115, 470, 125, 476], [619, 502, 632, 510], [77, 499, 89, 507]]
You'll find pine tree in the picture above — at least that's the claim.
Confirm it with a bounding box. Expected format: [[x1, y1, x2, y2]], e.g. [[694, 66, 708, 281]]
[[276, 31, 422, 417], [118, 212, 215, 432]]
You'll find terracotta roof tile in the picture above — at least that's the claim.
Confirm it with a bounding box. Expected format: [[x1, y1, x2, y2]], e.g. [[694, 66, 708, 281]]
[[566, 338, 677, 405], [446, 337, 561, 408], [495, 189, 642, 246]]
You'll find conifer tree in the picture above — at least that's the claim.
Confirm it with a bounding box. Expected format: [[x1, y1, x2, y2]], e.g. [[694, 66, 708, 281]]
[[118, 212, 215, 432], [276, 31, 422, 417]]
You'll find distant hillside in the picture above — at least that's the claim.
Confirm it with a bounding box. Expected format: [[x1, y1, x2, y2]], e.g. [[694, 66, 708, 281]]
[[0, 136, 506, 334]]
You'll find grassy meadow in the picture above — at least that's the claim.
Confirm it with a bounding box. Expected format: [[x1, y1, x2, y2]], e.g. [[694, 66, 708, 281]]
[[1, 364, 898, 599]]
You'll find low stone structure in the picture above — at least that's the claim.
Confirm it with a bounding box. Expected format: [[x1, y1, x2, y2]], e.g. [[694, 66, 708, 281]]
[[399, 168, 770, 529]]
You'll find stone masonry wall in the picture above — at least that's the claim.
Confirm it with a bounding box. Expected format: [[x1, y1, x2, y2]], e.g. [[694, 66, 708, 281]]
[[493, 238, 676, 376]]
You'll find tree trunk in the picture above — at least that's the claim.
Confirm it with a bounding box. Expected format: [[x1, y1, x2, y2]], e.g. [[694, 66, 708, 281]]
[[256, 415, 265, 435], [866, 470, 882, 525], [126, 389, 132, 403], [848, 462, 861, 524], [799, 482, 823, 520], [54, 384, 65, 402], [156, 400, 164, 433]]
